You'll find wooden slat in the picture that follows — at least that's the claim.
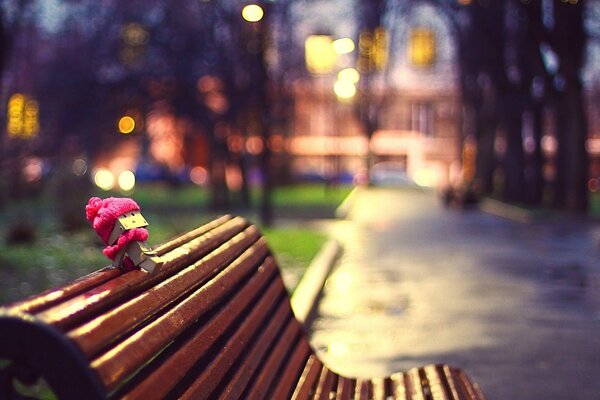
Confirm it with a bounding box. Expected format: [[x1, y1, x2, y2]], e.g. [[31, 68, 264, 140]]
[[178, 277, 286, 400], [452, 368, 484, 400], [120, 256, 276, 400], [6, 215, 234, 316], [69, 228, 262, 358], [391, 372, 410, 400], [356, 378, 373, 400], [35, 217, 248, 330], [241, 320, 302, 399], [217, 302, 292, 399], [6, 267, 122, 315], [93, 252, 276, 391], [290, 355, 323, 400], [407, 368, 427, 400], [372, 377, 387, 400], [335, 377, 355, 400], [424, 365, 452, 400], [268, 337, 312, 399], [314, 368, 338, 400]]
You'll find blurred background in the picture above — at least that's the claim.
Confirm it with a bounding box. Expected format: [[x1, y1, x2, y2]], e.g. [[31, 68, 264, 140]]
[[1, 0, 599, 302]]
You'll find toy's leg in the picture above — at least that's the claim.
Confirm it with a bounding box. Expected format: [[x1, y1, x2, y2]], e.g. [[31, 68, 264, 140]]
[[112, 246, 127, 268], [126, 241, 164, 274]]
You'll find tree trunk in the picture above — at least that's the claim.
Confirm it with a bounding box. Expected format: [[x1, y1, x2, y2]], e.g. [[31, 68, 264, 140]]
[[560, 84, 588, 211], [525, 106, 544, 205], [502, 98, 525, 203]]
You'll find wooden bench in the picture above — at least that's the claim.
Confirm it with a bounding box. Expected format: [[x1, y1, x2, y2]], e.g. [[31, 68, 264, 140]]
[[0, 215, 485, 399]]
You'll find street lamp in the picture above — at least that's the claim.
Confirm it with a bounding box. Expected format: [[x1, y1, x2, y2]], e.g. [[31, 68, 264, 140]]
[[242, 4, 264, 23]]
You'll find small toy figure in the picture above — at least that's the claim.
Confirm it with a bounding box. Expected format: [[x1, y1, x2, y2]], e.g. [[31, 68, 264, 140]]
[[85, 197, 163, 273]]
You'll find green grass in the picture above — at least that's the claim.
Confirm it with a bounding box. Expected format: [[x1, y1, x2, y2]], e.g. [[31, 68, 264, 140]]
[[262, 226, 327, 271], [270, 184, 352, 207], [590, 192, 600, 216]]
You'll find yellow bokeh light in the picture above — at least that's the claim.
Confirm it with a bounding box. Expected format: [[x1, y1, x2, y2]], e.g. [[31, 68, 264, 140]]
[[413, 168, 438, 187], [94, 169, 115, 191], [242, 4, 264, 22], [338, 68, 360, 84], [118, 170, 136, 191], [118, 116, 136, 134], [7, 93, 38, 139], [305, 35, 336, 74], [333, 79, 356, 101], [332, 38, 355, 55]]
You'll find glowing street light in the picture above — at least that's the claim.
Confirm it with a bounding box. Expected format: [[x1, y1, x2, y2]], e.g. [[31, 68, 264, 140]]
[[333, 79, 356, 102], [118, 170, 136, 191], [305, 35, 336, 74], [242, 4, 264, 22], [338, 68, 360, 84], [94, 169, 115, 191], [332, 38, 355, 55], [118, 115, 136, 134]]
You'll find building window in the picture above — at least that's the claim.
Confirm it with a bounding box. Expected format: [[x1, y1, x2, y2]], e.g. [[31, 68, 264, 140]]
[[411, 103, 434, 136]]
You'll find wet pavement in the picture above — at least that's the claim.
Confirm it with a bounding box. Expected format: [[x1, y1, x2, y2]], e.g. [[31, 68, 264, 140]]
[[310, 187, 600, 400]]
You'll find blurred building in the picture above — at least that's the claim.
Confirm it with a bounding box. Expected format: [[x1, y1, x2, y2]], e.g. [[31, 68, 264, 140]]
[[287, 2, 460, 188]]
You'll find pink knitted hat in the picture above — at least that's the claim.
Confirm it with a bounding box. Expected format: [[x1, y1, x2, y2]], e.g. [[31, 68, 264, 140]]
[[86, 197, 141, 244]]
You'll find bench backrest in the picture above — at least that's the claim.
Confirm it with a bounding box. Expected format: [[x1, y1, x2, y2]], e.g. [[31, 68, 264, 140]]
[[0, 215, 484, 400]]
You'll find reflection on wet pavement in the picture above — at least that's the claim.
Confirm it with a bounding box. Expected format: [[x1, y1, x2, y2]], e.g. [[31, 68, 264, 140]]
[[310, 188, 600, 400]]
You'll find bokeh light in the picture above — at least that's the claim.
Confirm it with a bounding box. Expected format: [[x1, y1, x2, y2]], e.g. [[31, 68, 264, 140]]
[[332, 38, 355, 55], [413, 168, 438, 187], [94, 169, 115, 191], [23, 158, 42, 183], [118, 170, 136, 191], [333, 79, 356, 101], [190, 166, 208, 186], [305, 35, 336, 74], [338, 68, 360, 84], [118, 115, 136, 134], [242, 4, 264, 23], [72, 158, 88, 176]]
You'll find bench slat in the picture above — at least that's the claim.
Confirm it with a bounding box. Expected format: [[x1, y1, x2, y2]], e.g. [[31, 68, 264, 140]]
[[92, 250, 272, 391], [119, 248, 274, 399], [424, 365, 453, 400], [371, 377, 389, 400], [241, 317, 302, 399], [336, 376, 356, 400], [263, 329, 312, 399], [69, 226, 261, 358], [7, 215, 234, 316], [178, 274, 286, 399], [452, 368, 485, 400], [315, 368, 338, 400], [216, 302, 292, 399], [36, 217, 247, 330], [356, 378, 374, 400], [291, 354, 324, 400]]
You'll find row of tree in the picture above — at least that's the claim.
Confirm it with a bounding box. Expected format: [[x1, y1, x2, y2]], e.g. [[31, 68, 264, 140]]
[[1, 0, 597, 217], [444, 0, 592, 211], [1, 0, 306, 224], [356, 0, 595, 211]]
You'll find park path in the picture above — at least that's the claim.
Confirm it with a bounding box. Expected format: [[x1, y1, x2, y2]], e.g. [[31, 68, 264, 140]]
[[310, 187, 600, 400]]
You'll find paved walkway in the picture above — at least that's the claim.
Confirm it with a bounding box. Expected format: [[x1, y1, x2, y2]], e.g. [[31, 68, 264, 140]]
[[310, 187, 600, 400]]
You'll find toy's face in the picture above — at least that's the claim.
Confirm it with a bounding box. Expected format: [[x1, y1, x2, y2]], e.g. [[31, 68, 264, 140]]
[[117, 211, 149, 230]]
